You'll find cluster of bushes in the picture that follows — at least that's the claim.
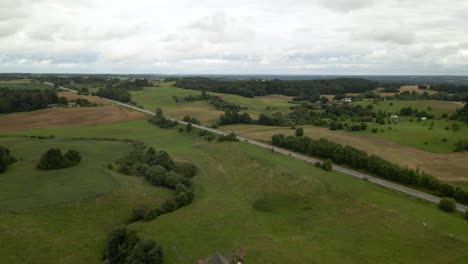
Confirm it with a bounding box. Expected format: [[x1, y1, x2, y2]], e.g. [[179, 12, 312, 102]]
[[329, 121, 368, 131], [37, 148, 81, 170], [175, 77, 378, 98], [218, 110, 252, 125], [272, 134, 468, 205], [96, 85, 131, 102], [454, 140, 468, 152], [103, 225, 163, 264], [217, 132, 239, 142], [182, 115, 201, 125], [0, 88, 59, 113], [209, 97, 245, 111], [116, 145, 196, 222], [450, 103, 468, 124], [315, 159, 332, 171], [148, 108, 179, 128], [172, 90, 211, 103], [0, 146, 17, 173], [198, 130, 216, 141], [75, 98, 97, 107], [399, 106, 433, 118]]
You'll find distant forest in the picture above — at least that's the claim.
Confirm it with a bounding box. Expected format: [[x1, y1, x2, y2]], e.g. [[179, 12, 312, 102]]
[[0, 89, 59, 113], [174, 77, 379, 97]]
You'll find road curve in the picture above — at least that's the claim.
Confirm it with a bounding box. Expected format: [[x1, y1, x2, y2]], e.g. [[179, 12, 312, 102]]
[[52, 84, 467, 213]]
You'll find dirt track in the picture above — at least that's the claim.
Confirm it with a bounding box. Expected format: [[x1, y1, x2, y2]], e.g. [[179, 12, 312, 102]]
[[0, 106, 144, 132]]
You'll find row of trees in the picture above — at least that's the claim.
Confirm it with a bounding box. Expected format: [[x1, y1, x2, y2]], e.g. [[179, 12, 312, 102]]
[[0, 88, 59, 113], [0, 146, 16, 173], [175, 77, 378, 98], [36, 148, 81, 170], [271, 134, 468, 205]]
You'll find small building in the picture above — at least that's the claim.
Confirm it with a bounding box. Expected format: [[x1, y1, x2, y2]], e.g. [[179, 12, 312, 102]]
[[341, 97, 352, 103], [420, 117, 427, 121], [390, 114, 398, 119]]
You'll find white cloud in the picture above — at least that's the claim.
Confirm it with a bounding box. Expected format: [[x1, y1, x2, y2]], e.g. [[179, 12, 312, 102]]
[[0, 0, 467, 74]]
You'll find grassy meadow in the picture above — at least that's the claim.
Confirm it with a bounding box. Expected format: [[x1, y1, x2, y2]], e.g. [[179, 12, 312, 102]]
[[352, 100, 463, 116], [1, 120, 468, 263], [130, 81, 294, 124]]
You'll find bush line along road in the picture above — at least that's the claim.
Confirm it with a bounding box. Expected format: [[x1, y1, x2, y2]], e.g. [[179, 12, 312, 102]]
[[54, 83, 468, 213]]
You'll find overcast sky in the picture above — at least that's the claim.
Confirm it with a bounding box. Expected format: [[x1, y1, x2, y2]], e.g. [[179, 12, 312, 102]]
[[0, 0, 467, 75]]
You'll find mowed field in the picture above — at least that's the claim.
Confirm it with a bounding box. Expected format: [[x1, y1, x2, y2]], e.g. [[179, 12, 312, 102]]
[[1, 120, 468, 263], [223, 124, 468, 182], [130, 82, 294, 124], [0, 106, 144, 132], [0, 79, 51, 90]]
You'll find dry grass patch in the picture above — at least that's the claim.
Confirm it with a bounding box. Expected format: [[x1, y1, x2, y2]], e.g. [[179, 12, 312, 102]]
[[58, 91, 110, 105], [0, 106, 144, 132]]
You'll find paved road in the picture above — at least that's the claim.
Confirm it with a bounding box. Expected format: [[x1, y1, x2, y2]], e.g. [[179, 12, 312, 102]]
[[53, 84, 467, 213]]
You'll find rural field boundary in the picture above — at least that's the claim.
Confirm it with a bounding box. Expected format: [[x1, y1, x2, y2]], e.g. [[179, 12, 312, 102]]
[[53, 84, 468, 213]]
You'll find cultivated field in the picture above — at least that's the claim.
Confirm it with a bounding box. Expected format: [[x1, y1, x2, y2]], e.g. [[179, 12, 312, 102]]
[[58, 91, 110, 105], [0, 106, 144, 132], [1, 120, 467, 263], [223, 124, 468, 182], [400, 85, 438, 95]]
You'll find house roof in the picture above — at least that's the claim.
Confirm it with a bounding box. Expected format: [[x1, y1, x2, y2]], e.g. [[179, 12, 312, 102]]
[[205, 253, 230, 264]]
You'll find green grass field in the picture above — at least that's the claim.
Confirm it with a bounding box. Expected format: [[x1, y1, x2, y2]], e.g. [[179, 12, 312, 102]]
[[352, 100, 464, 116], [0, 79, 52, 90], [2, 120, 468, 263], [361, 119, 468, 153], [130, 82, 294, 124], [0, 137, 134, 210]]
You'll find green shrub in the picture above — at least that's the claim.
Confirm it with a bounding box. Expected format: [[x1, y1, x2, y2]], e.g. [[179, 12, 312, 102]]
[[37, 148, 81, 170], [295, 127, 304, 137], [322, 159, 333, 171], [0, 145, 16, 173], [439, 197, 456, 212]]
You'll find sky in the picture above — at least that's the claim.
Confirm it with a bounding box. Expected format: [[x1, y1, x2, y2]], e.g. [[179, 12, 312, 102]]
[[0, 0, 467, 75]]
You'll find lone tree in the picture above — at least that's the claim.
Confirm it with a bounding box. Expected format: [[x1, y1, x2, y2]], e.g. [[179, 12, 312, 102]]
[[295, 127, 304, 137], [322, 159, 333, 171], [439, 197, 456, 212], [186, 123, 193, 132], [37, 148, 81, 170], [0, 146, 17, 173]]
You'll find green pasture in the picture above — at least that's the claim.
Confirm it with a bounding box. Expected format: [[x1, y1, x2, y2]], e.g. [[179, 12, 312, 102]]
[[1, 120, 467, 263]]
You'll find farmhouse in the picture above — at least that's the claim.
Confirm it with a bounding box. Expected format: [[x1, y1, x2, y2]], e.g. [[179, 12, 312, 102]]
[[341, 97, 352, 103]]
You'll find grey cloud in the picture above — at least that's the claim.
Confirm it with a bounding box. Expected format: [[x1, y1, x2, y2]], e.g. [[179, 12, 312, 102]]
[[316, 0, 374, 12]]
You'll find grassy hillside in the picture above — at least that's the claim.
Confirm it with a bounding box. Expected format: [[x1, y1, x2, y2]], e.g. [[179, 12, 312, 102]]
[[2, 120, 468, 263]]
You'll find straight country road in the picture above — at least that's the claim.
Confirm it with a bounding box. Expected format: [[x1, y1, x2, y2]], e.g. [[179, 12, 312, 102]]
[[53, 83, 468, 213]]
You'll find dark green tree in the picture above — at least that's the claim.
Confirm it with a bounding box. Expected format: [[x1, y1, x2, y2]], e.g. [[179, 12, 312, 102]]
[[439, 197, 456, 212], [295, 127, 304, 137]]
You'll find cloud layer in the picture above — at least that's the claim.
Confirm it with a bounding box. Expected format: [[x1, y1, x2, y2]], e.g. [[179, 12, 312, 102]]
[[0, 0, 467, 74]]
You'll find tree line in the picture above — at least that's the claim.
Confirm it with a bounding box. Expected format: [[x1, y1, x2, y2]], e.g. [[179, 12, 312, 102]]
[[0, 88, 59, 113], [175, 77, 378, 98], [271, 134, 468, 205]]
